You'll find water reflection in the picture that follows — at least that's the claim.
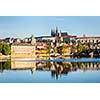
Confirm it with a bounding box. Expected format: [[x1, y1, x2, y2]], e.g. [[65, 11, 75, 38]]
[[0, 61, 11, 72], [0, 59, 100, 80], [37, 62, 100, 80]]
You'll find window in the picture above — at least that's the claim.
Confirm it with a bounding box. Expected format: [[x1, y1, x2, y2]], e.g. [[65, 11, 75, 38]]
[[96, 40, 98, 43]]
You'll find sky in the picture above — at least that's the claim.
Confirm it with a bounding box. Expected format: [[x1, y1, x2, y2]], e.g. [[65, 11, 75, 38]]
[[0, 16, 100, 38]]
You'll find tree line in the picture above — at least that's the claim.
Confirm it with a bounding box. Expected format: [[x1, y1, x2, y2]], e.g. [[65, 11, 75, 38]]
[[0, 43, 11, 55]]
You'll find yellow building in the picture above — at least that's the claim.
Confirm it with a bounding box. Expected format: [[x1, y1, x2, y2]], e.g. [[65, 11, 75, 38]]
[[36, 42, 47, 57]]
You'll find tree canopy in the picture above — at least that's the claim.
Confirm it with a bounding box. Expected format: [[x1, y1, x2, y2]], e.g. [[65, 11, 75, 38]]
[[2, 44, 11, 55], [77, 42, 83, 53]]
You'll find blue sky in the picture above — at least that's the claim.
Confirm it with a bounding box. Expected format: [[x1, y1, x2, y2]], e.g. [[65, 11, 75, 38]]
[[0, 16, 100, 38]]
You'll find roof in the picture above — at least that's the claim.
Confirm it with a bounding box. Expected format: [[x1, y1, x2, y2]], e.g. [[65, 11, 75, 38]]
[[11, 43, 35, 46], [35, 36, 52, 38], [61, 32, 68, 36], [59, 35, 76, 38], [77, 36, 100, 39]]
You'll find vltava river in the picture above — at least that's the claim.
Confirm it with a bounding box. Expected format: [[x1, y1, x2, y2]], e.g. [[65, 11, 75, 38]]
[[0, 58, 100, 83]]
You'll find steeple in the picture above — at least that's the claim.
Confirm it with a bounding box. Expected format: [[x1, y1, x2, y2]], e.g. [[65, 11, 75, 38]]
[[51, 28, 56, 37]]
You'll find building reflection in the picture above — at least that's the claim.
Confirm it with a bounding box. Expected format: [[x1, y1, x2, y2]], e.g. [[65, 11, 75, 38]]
[[0, 59, 100, 80], [36, 61, 100, 80], [11, 58, 36, 73], [0, 59, 36, 73], [0, 61, 11, 73]]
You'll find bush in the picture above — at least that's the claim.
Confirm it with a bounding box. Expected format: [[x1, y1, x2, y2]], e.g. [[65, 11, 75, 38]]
[[2, 44, 11, 55], [0, 43, 3, 53]]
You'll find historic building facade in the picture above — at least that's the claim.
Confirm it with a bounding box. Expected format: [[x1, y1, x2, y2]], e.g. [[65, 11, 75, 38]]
[[76, 36, 100, 43], [11, 43, 36, 58], [11, 36, 36, 58]]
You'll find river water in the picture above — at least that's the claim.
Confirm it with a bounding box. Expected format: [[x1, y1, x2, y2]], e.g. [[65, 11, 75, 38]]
[[0, 58, 100, 83]]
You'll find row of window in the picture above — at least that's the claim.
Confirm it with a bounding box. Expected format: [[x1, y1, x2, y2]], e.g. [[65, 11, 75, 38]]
[[79, 39, 99, 43]]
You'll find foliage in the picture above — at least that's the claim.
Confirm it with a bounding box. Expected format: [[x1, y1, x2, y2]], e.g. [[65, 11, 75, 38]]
[[52, 46, 57, 55], [57, 44, 66, 56], [62, 44, 66, 55], [71, 45, 77, 54], [57, 46, 62, 55], [0, 62, 11, 70], [83, 44, 88, 51], [0, 62, 3, 70], [2, 44, 11, 55], [3, 61, 11, 69], [77, 42, 83, 53], [0, 43, 3, 53], [47, 42, 51, 56], [71, 40, 76, 45]]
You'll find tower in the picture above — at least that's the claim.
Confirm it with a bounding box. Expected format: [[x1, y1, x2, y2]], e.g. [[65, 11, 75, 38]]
[[56, 27, 58, 36], [31, 35, 36, 45], [51, 29, 55, 37]]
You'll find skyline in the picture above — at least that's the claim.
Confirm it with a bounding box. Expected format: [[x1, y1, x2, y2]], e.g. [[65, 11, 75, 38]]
[[0, 16, 100, 38]]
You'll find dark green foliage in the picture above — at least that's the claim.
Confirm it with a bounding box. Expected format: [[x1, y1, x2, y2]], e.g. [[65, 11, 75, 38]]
[[0, 43, 3, 53], [57, 44, 66, 56], [47, 42, 51, 56], [0, 62, 11, 70], [3, 61, 11, 69], [77, 42, 83, 53], [0, 62, 3, 70], [2, 44, 11, 55]]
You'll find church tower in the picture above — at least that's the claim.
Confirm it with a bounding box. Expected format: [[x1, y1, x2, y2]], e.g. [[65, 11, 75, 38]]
[[51, 29, 55, 37]]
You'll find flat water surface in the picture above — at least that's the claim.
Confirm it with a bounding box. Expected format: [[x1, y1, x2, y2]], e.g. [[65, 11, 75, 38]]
[[0, 58, 100, 83]]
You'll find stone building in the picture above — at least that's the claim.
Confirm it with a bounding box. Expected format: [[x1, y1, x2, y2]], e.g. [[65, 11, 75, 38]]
[[11, 43, 36, 58], [76, 36, 100, 49], [11, 35, 36, 58], [76, 36, 100, 44]]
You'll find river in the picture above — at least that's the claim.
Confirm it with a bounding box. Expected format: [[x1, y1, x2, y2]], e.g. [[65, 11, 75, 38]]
[[0, 58, 100, 83]]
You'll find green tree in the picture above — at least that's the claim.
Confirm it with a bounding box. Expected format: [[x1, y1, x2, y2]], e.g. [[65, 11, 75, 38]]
[[58, 44, 66, 56], [62, 44, 66, 56], [52, 46, 57, 56], [2, 44, 11, 55], [71, 45, 77, 54], [47, 42, 51, 57], [0, 62, 3, 70], [57, 46, 62, 55], [77, 42, 83, 53], [83, 44, 88, 51], [0, 43, 3, 53]]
